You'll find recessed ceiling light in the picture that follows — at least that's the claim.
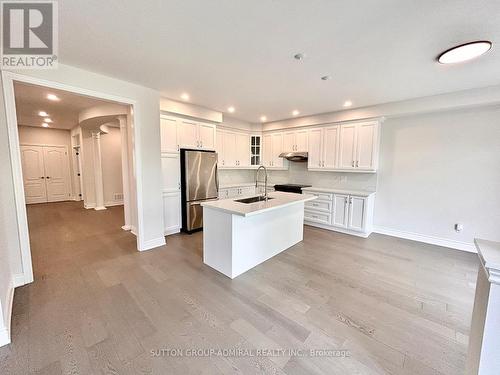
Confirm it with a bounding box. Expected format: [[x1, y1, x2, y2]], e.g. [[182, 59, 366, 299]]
[[227, 106, 235, 113], [180, 93, 190, 101], [321, 75, 331, 81], [293, 53, 305, 60], [43, 118, 53, 123], [260, 116, 267, 122], [38, 111, 48, 117], [438, 41, 492, 64], [292, 110, 300, 116], [47, 93, 60, 101], [343, 100, 353, 107], [42, 123, 49, 128]]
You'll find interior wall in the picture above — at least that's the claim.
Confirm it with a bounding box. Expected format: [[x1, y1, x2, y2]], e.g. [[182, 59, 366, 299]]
[[374, 105, 500, 245], [17, 126, 75, 197], [100, 127, 123, 206]]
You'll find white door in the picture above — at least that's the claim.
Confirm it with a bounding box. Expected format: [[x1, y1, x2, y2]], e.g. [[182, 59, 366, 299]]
[[198, 123, 216, 150], [43, 146, 71, 202], [271, 133, 284, 168], [295, 130, 308, 152], [161, 154, 180, 192], [163, 192, 181, 235], [307, 129, 322, 169], [332, 194, 349, 228], [356, 123, 376, 170], [160, 117, 179, 153], [283, 132, 295, 151], [178, 120, 199, 149], [223, 131, 237, 167], [323, 126, 339, 169], [21, 145, 47, 204], [262, 134, 273, 167], [339, 124, 357, 169], [348, 196, 365, 231], [235, 133, 250, 167]]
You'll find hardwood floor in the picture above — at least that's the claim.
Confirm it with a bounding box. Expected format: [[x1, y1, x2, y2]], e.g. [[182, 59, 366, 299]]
[[0, 201, 479, 374]]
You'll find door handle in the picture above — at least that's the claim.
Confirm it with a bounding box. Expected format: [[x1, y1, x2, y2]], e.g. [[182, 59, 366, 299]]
[[46, 176, 50, 179], [356, 161, 359, 167], [40, 176, 45, 179], [351, 160, 355, 167]]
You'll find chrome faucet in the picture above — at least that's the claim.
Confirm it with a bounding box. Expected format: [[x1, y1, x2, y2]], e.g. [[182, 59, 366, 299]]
[[255, 165, 268, 201]]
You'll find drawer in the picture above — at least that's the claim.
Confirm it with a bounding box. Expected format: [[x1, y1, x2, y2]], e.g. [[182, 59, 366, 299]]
[[306, 191, 333, 201], [305, 200, 332, 213], [304, 210, 331, 225]]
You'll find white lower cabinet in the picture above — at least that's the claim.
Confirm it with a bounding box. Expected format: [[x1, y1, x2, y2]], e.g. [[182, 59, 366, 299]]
[[219, 185, 257, 199], [163, 192, 181, 235], [304, 188, 375, 237], [161, 152, 181, 236]]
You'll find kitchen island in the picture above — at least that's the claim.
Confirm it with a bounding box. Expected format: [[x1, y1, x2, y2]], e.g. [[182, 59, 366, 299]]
[[201, 191, 317, 278]]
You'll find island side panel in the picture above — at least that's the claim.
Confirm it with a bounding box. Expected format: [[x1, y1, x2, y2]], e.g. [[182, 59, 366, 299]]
[[231, 202, 305, 278], [203, 207, 234, 278]]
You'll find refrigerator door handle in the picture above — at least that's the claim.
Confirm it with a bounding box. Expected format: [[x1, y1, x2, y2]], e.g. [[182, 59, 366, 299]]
[[215, 166, 219, 193]]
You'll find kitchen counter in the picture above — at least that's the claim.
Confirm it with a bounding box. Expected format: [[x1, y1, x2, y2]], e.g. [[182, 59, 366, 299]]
[[302, 186, 376, 197], [202, 192, 317, 279], [201, 191, 316, 217]]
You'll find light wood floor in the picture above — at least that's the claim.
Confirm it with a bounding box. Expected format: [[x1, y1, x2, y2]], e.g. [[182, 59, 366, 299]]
[[0, 201, 479, 374]]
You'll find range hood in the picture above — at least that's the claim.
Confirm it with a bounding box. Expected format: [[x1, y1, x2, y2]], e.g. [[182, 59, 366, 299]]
[[279, 152, 308, 162]]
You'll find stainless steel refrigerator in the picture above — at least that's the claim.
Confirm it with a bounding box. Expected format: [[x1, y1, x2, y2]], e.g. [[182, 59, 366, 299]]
[[180, 149, 218, 233]]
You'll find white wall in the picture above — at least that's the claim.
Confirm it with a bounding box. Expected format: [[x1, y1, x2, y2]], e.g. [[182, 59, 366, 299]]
[[374, 105, 500, 245], [100, 127, 123, 205], [17, 126, 75, 197]]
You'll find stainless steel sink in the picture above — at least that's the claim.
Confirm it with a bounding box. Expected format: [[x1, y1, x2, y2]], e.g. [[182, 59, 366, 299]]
[[234, 196, 274, 204]]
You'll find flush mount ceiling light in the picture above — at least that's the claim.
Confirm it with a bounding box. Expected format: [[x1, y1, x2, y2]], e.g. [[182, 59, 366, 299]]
[[292, 110, 300, 116], [293, 53, 305, 60], [227, 106, 235, 113], [180, 93, 190, 101], [343, 100, 353, 107], [42, 123, 49, 128], [47, 93, 60, 101], [38, 111, 48, 117], [44, 118, 53, 123], [260, 116, 267, 122], [438, 41, 492, 64]]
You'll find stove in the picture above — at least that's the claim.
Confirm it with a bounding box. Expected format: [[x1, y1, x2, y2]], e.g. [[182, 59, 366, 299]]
[[274, 184, 312, 194]]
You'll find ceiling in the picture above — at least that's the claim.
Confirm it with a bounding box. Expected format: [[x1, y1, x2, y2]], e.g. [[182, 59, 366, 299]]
[[58, 0, 500, 123], [14, 82, 115, 129]]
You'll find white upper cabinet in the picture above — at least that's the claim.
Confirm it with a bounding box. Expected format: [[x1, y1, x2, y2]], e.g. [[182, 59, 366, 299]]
[[262, 132, 285, 169], [262, 134, 273, 168], [283, 132, 295, 152], [176, 119, 216, 150], [307, 128, 323, 169], [283, 130, 308, 152], [235, 133, 251, 167], [307, 125, 339, 170], [338, 121, 379, 171], [160, 116, 179, 153], [323, 126, 339, 169], [216, 128, 254, 169], [295, 130, 308, 152]]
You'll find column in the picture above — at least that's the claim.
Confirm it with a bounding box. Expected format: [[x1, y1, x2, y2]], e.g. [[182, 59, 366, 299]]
[[92, 131, 106, 210], [118, 115, 131, 230], [466, 239, 500, 374]]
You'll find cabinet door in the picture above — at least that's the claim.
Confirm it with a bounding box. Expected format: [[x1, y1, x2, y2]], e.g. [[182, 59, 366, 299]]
[[160, 117, 179, 153], [44, 146, 71, 202], [216, 130, 224, 166], [283, 132, 295, 152], [271, 133, 284, 168], [262, 134, 273, 167], [178, 120, 199, 149], [323, 125, 339, 169], [21, 145, 47, 204], [235, 133, 250, 167], [307, 128, 323, 169], [356, 123, 376, 170], [348, 196, 365, 231], [332, 194, 349, 228], [223, 131, 237, 167], [198, 123, 216, 150], [339, 124, 357, 169], [161, 154, 180, 192], [295, 130, 308, 152], [163, 192, 181, 235]]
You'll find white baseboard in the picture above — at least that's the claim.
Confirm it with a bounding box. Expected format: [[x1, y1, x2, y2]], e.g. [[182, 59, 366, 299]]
[[121, 225, 132, 231], [104, 201, 124, 207], [165, 227, 180, 236], [131, 226, 137, 236], [139, 236, 166, 251], [373, 226, 477, 253], [13, 273, 26, 287], [94, 206, 107, 211], [304, 222, 370, 238], [0, 277, 15, 347], [84, 203, 95, 209]]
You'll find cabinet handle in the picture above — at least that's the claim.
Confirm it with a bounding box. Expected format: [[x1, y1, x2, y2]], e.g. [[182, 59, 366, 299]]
[[40, 176, 45, 179], [349, 197, 353, 204], [201, 141, 203, 148], [344, 197, 348, 204], [356, 161, 359, 167], [351, 161, 355, 167], [177, 145, 180, 151]]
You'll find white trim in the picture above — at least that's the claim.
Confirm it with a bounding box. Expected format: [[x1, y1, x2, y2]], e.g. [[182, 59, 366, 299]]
[[305, 222, 370, 238], [139, 236, 166, 251], [104, 201, 124, 207], [373, 226, 477, 253], [0, 277, 15, 347], [84, 203, 96, 209], [165, 227, 181, 236], [121, 225, 132, 231], [94, 206, 107, 211], [13, 273, 26, 287], [1, 70, 145, 286]]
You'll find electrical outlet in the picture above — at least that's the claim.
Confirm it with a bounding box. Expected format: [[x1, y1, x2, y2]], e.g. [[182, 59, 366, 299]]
[[454, 223, 463, 233]]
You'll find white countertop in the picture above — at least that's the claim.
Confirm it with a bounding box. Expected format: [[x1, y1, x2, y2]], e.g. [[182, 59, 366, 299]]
[[475, 239, 500, 285], [201, 191, 317, 217], [302, 186, 376, 197]]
